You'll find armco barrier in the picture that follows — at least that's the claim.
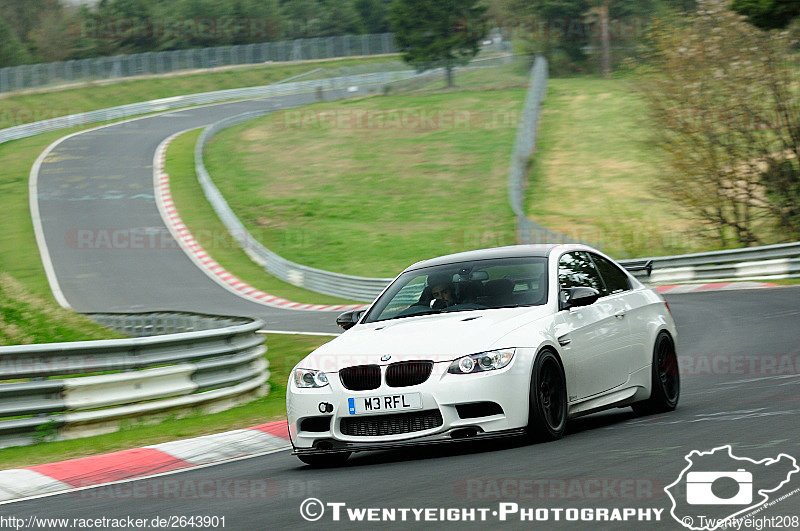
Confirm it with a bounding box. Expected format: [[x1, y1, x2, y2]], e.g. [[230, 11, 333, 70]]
[[195, 111, 394, 302], [0, 314, 267, 449], [508, 56, 575, 245], [0, 68, 421, 148], [191, 55, 517, 301]]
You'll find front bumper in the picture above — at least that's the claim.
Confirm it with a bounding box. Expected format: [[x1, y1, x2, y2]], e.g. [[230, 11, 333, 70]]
[[287, 354, 532, 452], [292, 428, 527, 456]]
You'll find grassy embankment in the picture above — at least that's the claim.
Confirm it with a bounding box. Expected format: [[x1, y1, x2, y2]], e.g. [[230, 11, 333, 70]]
[[199, 73, 707, 282], [525, 77, 702, 258], [200, 61, 530, 279]]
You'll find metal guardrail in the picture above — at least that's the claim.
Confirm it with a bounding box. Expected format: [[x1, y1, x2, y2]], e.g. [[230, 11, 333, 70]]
[[0, 33, 398, 94], [0, 69, 420, 148], [0, 314, 267, 449], [619, 243, 800, 284], [192, 55, 518, 301], [195, 113, 394, 302], [508, 56, 576, 245]]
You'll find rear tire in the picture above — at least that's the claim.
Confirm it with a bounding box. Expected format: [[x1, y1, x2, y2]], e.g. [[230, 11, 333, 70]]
[[297, 452, 351, 467], [525, 350, 567, 442], [632, 332, 680, 415]]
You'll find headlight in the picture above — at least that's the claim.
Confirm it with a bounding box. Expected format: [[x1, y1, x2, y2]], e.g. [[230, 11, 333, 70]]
[[447, 348, 515, 374], [293, 368, 330, 388]]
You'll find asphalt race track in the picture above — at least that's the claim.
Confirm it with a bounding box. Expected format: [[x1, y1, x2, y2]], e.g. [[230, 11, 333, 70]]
[[9, 89, 800, 528], [2, 287, 798, 528], [32, 90, 371, 334]]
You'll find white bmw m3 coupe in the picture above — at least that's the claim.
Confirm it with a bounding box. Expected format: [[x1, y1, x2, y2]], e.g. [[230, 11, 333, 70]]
[[287, 244, 679, 466]]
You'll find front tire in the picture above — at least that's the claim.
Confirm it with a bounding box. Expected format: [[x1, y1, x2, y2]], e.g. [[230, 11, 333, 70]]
[[297, 452, 351, 467], [633, 332, 680, 415], [525, 350, 567, 442]]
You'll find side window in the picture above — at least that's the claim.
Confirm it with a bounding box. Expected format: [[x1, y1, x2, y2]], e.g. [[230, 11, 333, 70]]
[[558, 252, 607, 295], [590, 254, 631, 294]]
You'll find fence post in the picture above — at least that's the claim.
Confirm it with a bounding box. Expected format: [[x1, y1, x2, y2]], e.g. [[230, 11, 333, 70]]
[[47, 62, 58, 86], [278, 40, 287, 62], [245, 43, 254, 65], [382, 33, 390, 55], [292, 40, 302, 61]]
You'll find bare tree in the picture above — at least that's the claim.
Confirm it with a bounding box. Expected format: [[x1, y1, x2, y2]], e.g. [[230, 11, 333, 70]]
[[639, 0, 800, 246]]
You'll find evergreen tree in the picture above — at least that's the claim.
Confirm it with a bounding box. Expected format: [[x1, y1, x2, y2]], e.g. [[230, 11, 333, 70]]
[[355, 0, 392, 34], [730, 0, 800, 30], [0, 16, 30, 67], [390, 0, 487, 87]]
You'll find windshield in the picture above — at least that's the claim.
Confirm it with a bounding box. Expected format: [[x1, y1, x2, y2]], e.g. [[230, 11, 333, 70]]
[[364, 257, 548, 323]]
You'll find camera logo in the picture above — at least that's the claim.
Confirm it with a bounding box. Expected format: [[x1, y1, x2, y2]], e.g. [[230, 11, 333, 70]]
[[686, 469, 752, 505], [665, 445, 799, 530]]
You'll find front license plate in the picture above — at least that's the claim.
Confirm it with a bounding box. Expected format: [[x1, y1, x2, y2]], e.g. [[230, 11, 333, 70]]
[[348, 393, 422, 415]]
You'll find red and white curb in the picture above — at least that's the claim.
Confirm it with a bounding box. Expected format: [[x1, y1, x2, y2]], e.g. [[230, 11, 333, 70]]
[[654, 281, 778, 294], [153, 131, 367, 313], [0, 421, 292, 504]]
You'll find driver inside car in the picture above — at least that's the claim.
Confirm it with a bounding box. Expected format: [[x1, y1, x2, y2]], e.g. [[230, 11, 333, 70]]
[[428, 274, 456, 309]]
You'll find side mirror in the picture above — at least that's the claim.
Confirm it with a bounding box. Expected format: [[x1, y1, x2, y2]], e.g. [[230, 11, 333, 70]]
[[336, 309, 365, 330], [559, 287, 600, 311]]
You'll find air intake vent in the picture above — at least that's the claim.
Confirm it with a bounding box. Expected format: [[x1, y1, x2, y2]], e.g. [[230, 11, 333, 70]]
[[340, 410, 443, 437], [299, 416, 332, 432], [339, 364, 381, 391], [455, 401, 504, 419], [385, 361, 433, 387]]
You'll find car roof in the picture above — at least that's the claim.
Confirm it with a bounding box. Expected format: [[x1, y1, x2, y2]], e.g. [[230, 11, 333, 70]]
[[404, 244, 593, 271]]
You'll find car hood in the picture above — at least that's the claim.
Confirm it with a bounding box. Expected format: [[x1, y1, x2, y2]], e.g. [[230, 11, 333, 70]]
[[300, 306, 552, 372]]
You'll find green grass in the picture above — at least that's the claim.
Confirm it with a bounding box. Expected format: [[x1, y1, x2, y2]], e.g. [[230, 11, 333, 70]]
[[204, 88, 526, 277], [0, 333, 333, 470], [0, 129, 81, 299], [0, 125, 128, 345], [166, 129, 360, 306], [0, 56, 401, 130], [0, 273, 124, 345], [526, 77, 704, 259]]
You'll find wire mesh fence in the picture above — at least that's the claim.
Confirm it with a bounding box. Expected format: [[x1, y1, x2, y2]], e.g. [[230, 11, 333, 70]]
[[0, 33, 398, 94]]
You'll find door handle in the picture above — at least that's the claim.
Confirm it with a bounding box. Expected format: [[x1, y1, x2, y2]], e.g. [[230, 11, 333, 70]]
[[614, 310, 626, 319]]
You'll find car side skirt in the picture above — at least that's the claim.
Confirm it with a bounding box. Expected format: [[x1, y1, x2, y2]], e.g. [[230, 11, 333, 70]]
[[566, 364, 651, 419]]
